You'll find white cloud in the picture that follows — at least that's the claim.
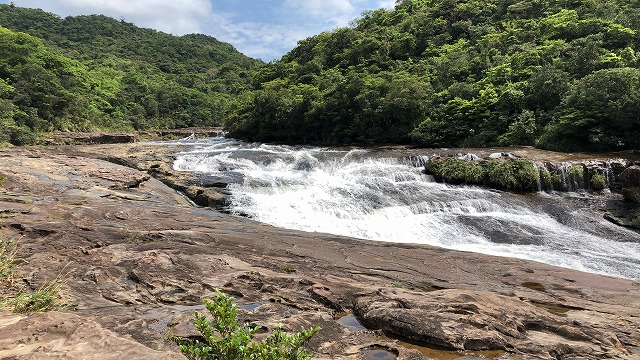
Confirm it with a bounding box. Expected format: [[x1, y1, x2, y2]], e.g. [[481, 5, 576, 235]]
[[378, 0, 396, 9], [6, 0, 398, 60], [13, 0, 213, 34], [286, 0, 355, 18], [284, 0, 358, 28], [203, 14, 318, 61]]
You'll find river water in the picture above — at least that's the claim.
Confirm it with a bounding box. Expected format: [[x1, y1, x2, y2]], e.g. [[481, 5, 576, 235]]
[[169, 138, 640, 280]]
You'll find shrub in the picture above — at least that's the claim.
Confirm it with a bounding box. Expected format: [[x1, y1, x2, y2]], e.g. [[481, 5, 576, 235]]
[[280, 265, 296, 273], [175, 289, 320, 360], [590, 173, 607, 191]]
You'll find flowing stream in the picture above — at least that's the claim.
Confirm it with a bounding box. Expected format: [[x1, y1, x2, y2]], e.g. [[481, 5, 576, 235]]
[[171, 138, 640, 280]]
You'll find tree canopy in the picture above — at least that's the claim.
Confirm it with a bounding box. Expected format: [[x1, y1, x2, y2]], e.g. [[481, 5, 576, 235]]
[[0, 4, 262, 144], [2, 2, 639, 151], [227, 0, 640, 151]]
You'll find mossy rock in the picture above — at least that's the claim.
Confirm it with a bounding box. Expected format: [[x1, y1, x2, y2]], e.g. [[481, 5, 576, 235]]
[[590, 173, 607, 191], [550, 174, 563, 191], [486, 160, 539, 191], [538, 167, 552, 191], [428, 158, 485, 185], [568, 165, 584, 188]]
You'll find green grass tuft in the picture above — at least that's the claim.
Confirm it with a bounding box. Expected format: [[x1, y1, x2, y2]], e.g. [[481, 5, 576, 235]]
[[4, 279, 64, 313], [0, 236, 66, 313], [0, 237, 17, 283]]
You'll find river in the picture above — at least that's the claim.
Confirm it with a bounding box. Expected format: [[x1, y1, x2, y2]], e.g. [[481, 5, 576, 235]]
[[167, 137, 640, 280]]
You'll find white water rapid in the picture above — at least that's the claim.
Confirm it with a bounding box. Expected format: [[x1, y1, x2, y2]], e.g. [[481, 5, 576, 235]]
[[171, 138, 640, 280]]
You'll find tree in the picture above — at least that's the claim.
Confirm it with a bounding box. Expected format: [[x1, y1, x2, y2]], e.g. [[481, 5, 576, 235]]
[[538, 67, 640, 150]]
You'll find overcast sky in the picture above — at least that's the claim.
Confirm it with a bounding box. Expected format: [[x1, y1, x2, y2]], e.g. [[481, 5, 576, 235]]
[[3, 0, 396, 61]]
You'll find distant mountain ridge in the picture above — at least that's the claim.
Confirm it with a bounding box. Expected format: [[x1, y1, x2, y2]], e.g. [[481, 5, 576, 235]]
[[0, 4, 262, 145], [227, 0, 640, 151]]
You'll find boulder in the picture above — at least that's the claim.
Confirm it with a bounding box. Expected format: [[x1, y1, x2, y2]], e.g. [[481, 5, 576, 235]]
[[619, 166, 640, 203], [354, 288, 625, 358], [457, 153, 481, 161], [184, 172, 245, 188], [488, 152, 518, 159]]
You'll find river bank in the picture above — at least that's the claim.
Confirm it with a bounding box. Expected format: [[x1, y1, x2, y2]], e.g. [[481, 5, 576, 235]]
[[0, 143, 639, 359]]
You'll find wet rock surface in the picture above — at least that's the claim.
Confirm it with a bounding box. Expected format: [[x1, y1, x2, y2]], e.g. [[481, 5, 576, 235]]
[[0, 145, 639, 359]]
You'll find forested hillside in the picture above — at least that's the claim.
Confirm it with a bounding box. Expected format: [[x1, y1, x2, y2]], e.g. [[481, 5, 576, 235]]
[[0, 4, 261, 145], [227, 0, 640, 151]]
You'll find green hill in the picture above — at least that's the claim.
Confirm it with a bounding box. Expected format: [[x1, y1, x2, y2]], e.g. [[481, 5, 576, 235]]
[[0, 4, 262, 145], [227, 0, 640, 151]]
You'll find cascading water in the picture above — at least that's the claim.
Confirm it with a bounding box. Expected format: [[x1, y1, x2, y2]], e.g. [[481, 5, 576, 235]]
[[172, 138, 640, 280]]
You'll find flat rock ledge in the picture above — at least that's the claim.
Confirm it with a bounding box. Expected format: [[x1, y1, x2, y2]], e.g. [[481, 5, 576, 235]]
[[354, 289, 628, 359], [0, 311, 182, 359], [0, 145, 639, 360]]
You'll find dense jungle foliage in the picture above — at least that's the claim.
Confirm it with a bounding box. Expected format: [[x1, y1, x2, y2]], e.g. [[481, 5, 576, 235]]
[[227, 0, 640, 151], [0, 4, 261, 145]]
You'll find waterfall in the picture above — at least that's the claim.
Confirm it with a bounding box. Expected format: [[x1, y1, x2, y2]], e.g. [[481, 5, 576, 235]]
[[171, 139, 640, 280]]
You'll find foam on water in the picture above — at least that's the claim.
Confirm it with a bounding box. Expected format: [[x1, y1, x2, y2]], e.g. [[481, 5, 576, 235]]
[[173, 139, 640, 280]]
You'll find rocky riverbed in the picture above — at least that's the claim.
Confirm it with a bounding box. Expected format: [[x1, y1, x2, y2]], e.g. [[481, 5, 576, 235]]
[[0, 143, 639, 359]]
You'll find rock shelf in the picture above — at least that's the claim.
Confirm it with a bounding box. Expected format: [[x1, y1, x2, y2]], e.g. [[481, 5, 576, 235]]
[[0, 144, 638, 359]]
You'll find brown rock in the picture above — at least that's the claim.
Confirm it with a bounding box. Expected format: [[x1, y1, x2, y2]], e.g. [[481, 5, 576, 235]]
[[0, 145, 639, 359], [46, 132, 139, 145], [619, 165, 640, 203], [0, 311, 182, 359], [354, 288, 626, 358]]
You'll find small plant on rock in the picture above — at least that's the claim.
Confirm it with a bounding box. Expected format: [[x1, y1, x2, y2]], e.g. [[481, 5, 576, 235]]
[[175, 289, 320, 360], [280, 264, 296, 273]]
